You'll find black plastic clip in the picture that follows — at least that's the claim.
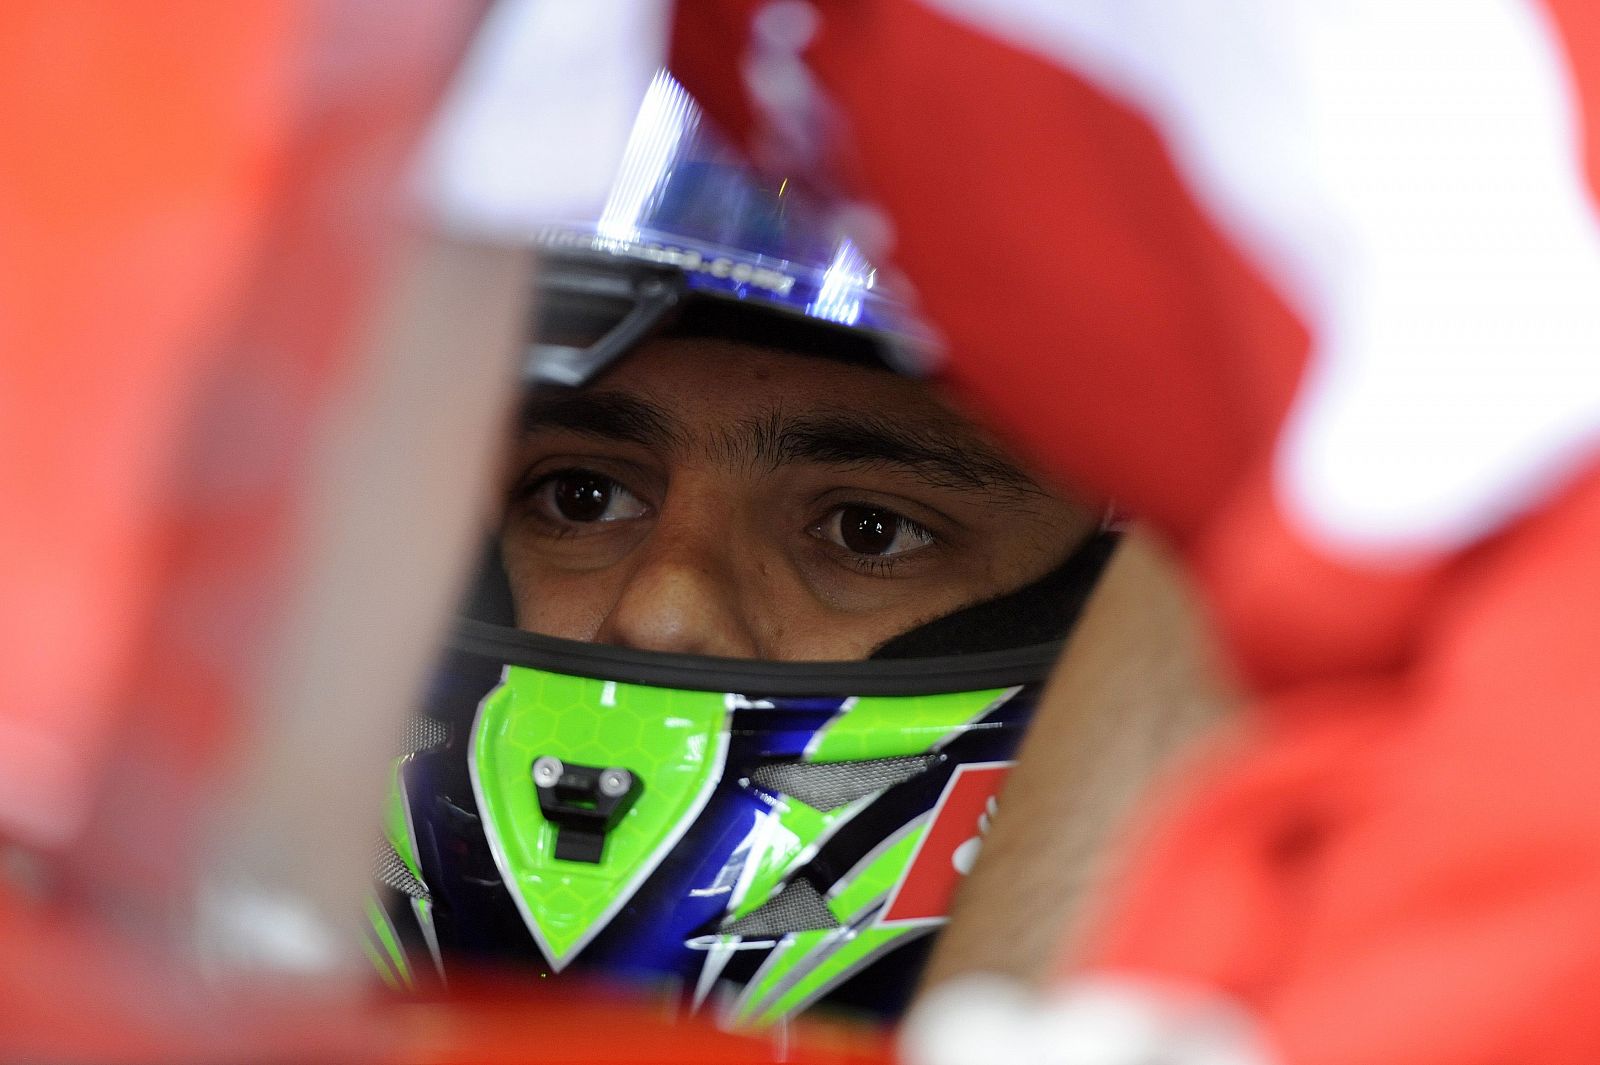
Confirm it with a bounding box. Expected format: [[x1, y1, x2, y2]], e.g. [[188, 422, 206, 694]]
[[531, 756, 641, 863]]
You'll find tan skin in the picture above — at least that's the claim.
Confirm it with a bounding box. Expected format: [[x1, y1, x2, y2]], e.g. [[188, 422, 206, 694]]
[[500, 336, 1097, 659]]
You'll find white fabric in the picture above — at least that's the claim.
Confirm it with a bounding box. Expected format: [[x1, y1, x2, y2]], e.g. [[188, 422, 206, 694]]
[[417, 0, 671, 238], [923, 0, 1600, 560], [901, 974, 1275, 1065]]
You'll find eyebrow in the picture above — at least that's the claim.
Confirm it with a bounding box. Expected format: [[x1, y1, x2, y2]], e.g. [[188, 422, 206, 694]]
[[732, 411, 1045, 501], [520, 391, 685, 451], [520, 389, 1044, 501]]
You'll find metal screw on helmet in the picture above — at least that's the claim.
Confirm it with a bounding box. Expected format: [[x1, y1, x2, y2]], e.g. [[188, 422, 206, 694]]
[[598, 768, 633, 799], [531, 756, 643, 864], [532, 756, 564, 788]]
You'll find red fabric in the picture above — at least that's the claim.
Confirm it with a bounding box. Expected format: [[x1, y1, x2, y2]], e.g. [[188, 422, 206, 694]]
[[0, 2, 472, 1057], [0, 0, 302, 853], [1094, 459, 1600, 1065], [1191, 462, 1448, 690], [677, 0, 1308, 544], [65, 0, 480, 907], [670, 1, 1600, 1061], [1543, 0, 1600, 205]]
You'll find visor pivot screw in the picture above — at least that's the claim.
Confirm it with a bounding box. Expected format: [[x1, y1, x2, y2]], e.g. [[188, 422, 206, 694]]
[[598, 768, 633, 799], [532, 756, 564, 788]]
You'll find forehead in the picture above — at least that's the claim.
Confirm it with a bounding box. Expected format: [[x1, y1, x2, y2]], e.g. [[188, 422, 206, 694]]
[[592, 335, 957, 430]]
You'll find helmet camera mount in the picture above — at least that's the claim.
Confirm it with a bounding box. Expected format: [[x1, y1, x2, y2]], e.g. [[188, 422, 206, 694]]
[[531, 755, 642, 863]]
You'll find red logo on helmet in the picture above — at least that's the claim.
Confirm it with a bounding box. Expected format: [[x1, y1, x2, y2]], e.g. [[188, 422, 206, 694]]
[[878, 762, 1011, 926]]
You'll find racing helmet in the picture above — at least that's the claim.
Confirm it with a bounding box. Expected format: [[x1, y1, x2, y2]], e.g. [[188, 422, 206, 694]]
[[371, 72, 1115, 1025]]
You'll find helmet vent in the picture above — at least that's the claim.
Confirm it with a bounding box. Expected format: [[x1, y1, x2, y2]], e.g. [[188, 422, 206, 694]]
[[719, 877, 839, 939], [747, 755, 939, 812], [400, 716, 449, 757], [374, 839, 431, 903]]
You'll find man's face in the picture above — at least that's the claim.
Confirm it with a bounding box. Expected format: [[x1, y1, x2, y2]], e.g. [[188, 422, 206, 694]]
[[501, 336, 1094, 660]]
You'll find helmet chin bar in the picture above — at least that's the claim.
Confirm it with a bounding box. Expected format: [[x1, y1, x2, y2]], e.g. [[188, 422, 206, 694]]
[[531, 756, 643, 863]]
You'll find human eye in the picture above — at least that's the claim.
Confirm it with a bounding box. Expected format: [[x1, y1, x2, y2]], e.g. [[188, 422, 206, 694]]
[[518, 468, 649, 531], [812, 503, 936, 570]]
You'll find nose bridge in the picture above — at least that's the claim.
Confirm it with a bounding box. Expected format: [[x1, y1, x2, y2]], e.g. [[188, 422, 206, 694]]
[[596, 479, 761, 657]]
